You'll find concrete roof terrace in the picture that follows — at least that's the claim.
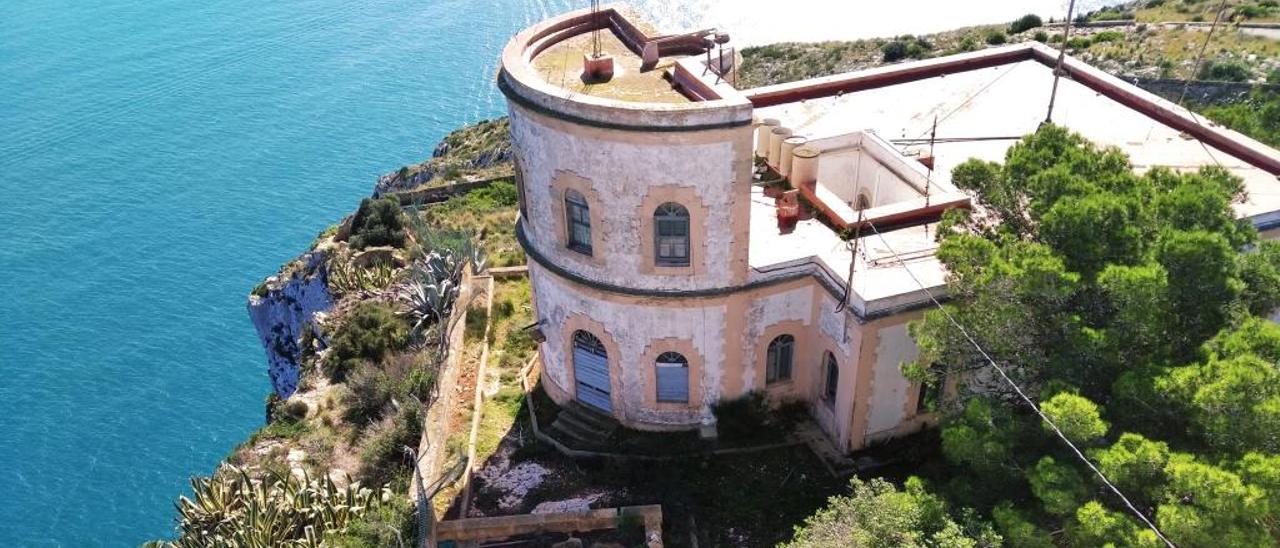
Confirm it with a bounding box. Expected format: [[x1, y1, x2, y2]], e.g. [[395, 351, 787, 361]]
[[499, 3, 752, 131], [738, 42, 1280, 317]]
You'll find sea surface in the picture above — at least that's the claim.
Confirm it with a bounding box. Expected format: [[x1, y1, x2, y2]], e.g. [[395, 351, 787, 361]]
[[0, 0, 1113, 544]]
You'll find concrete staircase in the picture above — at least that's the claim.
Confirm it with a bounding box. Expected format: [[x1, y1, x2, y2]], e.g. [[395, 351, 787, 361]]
[[794, 421, 856, 475], [547, 401, 618, 448]]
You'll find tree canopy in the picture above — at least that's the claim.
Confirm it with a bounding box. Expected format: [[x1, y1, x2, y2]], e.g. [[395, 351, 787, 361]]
[[794, 125, 1280, 547]]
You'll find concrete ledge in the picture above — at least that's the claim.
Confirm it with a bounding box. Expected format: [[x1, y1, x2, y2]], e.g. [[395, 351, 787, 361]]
[[435, 504, 663, 545]]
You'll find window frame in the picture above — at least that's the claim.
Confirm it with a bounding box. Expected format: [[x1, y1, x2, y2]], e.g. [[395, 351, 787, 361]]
[[822, 351, 839, 407], [655, 351, 690, 403], [653, 202, 690, 267], [766, 334, 795, 384], [565, 189, 592, 255]]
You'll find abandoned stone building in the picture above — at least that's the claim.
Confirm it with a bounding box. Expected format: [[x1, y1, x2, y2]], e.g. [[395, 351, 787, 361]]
[[499, 4, 1280, 453]]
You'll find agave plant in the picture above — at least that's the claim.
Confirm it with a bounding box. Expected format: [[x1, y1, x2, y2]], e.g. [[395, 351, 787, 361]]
[[327, 254, 399, 296], [396, 233, 487, 338], [148, 465, 391, 548]]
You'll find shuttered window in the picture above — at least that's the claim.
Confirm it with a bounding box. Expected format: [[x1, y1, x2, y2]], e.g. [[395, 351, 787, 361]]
[[566, 189, 592, 255], [654, 202, 690, 267], [655, 351, 689, 403], [823, 352, 839, 407], [766, 335, 794, 384]]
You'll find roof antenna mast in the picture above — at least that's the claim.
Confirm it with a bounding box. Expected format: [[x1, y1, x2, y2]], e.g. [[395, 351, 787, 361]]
[[590, 0, 602, 59], [1045, 0, 1078, 124]]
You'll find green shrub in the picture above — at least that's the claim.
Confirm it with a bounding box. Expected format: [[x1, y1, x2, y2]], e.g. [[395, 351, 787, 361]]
[[281, 399, 309, 421], [1235, 4, 1271, 18], [1034, 31, 1050, 43], [881, 40, 909, 62], [1009, 14, 1044, 34], [349, 196, 407, 250], [1092, 30, 1125, 43], [1269, 70, 1280, 85], [250, 280, 269, 298], [344, 368, 396, 425], [1199, 60, 1251, 82], [1065, 36, 1093, 50], [327, 302, 410, 382], [985, 30, 1008, 45], [358, 406, 423, 487], [326, 493, 416, 547]]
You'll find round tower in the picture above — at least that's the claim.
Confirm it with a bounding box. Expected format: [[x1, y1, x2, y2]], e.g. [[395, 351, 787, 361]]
[[499, 5, 756, 428]]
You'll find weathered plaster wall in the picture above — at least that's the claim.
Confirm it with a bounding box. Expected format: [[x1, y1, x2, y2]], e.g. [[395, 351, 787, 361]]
[[863, 322, 919, 441], [509, 104, 753, 292], [740, 285, 814, 392], [529, 262, 728, 427]]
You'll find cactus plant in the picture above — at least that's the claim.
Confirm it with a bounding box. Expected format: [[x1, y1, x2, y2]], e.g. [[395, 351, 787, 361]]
[[145, 465, 394, 547]]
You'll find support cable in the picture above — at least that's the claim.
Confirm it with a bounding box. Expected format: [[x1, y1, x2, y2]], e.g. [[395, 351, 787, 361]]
[[1173, 0, 1231, 169], [1045, 0, 1079, 123], [864, 219, 1178, 548]]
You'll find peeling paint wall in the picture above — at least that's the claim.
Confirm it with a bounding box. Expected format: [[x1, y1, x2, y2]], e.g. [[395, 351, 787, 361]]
[[530, 262, 728, 426], [864, 322, 919, 440], [740, 285, 813, 392], [509, 105, 750, 291]]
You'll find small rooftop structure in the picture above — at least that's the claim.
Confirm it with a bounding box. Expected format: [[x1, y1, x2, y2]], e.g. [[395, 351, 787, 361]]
[[736, 42, 1280, 316]]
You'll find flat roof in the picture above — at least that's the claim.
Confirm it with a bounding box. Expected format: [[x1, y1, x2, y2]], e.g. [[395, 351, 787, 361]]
[[530, 23, 689, 104], [748, 187, 946, 319], [742, 44, 1280, 313], [754, 58, 1280, 220]]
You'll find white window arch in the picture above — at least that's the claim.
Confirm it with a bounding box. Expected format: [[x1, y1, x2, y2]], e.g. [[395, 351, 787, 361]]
[[655, 351, 689, 403], [766, 334, 794, 384], [654, 202, 690, 267]]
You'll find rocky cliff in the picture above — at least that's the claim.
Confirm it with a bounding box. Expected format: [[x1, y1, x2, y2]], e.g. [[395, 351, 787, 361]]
[[247, 250, 332, 398], [373, 117, 512, 196]]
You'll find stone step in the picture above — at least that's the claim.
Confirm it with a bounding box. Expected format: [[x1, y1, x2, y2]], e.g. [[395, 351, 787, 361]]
[[564, 401, 618, 432], [556, 409, 613, 441], [548, 417, 597, 446]]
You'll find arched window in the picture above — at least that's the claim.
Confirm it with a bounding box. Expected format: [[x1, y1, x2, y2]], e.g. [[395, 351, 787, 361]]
[[655, 351, 690, 403], [822, 352, 839, 406], [565, 189, 592, 255], [572, 330, 611, 412], [654, 202, 690, 267], [766, 334, 794, 384]]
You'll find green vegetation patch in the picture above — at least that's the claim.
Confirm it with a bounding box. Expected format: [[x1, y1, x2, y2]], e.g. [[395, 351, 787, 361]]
[[348, 196, 407, 250], [1201, 89, 1280, 147], [327, 301, 410, 382]]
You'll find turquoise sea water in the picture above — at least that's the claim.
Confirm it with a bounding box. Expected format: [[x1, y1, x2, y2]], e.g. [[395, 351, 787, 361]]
[[0, 0, 1113, 544], [0, 0, 540, 544]]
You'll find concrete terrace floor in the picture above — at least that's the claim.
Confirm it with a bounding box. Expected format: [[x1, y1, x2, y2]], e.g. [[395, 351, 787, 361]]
[[754, 58, 1280, 220], [531, 28, 689, 104]]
